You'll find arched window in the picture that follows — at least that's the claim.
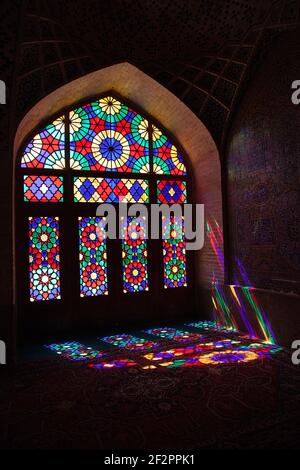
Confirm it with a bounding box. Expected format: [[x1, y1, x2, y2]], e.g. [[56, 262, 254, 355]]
[[16, 94, 194, 334]]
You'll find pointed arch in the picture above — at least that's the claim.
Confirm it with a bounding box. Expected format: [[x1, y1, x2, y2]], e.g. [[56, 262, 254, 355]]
[[14, 63, 223, 295]]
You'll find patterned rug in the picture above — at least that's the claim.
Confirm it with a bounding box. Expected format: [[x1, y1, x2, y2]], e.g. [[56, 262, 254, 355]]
[[1, 322, 300, 449]]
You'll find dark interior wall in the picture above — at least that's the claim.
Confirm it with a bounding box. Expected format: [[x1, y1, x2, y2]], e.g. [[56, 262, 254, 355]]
[[0, 2, 21, 363], [226, 29, 300, 296]]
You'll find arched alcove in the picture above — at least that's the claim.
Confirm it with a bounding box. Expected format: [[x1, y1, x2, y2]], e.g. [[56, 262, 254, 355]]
[[13, 63, 223, 337]]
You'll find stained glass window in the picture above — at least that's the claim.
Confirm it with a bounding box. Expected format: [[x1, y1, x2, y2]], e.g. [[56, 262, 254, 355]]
[[21, 117, 65, 169], [152, 125, 186, 175], [28, 216, 61, 302], [157, 180, 187, 204], [78, 217, 108, 296], [69, 96, 150, 172], [163, 216, 187, 289], [24, 175, 64, 202], [20, 94, 189, 302], [122, 217, 148, 293], [74, 177, 149, 203]]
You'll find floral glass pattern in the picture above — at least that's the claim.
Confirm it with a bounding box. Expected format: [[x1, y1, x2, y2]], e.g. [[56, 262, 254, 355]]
[[122, 217, 148, 293], [162, 216, 187, 289], [69, 96, 150, 172], [78, 217, 108, 296], [28, 216, 61, 301]]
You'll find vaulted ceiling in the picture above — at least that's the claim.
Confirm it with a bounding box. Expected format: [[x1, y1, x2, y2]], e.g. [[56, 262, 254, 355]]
[[52, 0, 272, 62], [1, 0, 300, 151]]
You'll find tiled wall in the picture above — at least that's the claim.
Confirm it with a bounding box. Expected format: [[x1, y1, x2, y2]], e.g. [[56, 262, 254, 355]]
[[226, 29, 300, 295]]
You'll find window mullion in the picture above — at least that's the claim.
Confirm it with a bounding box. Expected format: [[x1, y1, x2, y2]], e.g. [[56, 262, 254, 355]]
[[65, 112, 70, 171]]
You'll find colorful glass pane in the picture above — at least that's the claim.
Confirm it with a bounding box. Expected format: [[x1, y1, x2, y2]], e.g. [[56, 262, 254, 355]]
[[163, 216, 187, 289], [74, 177, 149, 203], [78, 217, 108, 296], [163, 239, 187, 288], [28, 217, 61, 302], [24, 175, 64, 202], [69, 96, 150, 172], [122, 217, 148, 293], [21, 117, 65, 169], [152, 125, 186, 175], [157, 180, 187, 204]]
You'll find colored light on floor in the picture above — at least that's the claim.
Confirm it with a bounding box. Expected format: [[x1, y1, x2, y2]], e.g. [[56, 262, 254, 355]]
[[199, 349, 259, 364], [144, 339, 244, 362], [158, 349, 261, 368], [100, 334, 158, 350], [186, 321, 235, 333], [239, 343, 282, 356], [145, 327, 204, 342], [47, 342, 104, 361], [45, 324, 282, 370], [89, 359, 138, 369]]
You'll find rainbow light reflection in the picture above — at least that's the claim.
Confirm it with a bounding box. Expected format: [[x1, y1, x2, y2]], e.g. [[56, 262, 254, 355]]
[[207, 219, 276, 344]]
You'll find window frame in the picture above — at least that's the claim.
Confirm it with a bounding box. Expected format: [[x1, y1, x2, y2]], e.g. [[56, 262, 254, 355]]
[[15, 91, 196, 334]]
